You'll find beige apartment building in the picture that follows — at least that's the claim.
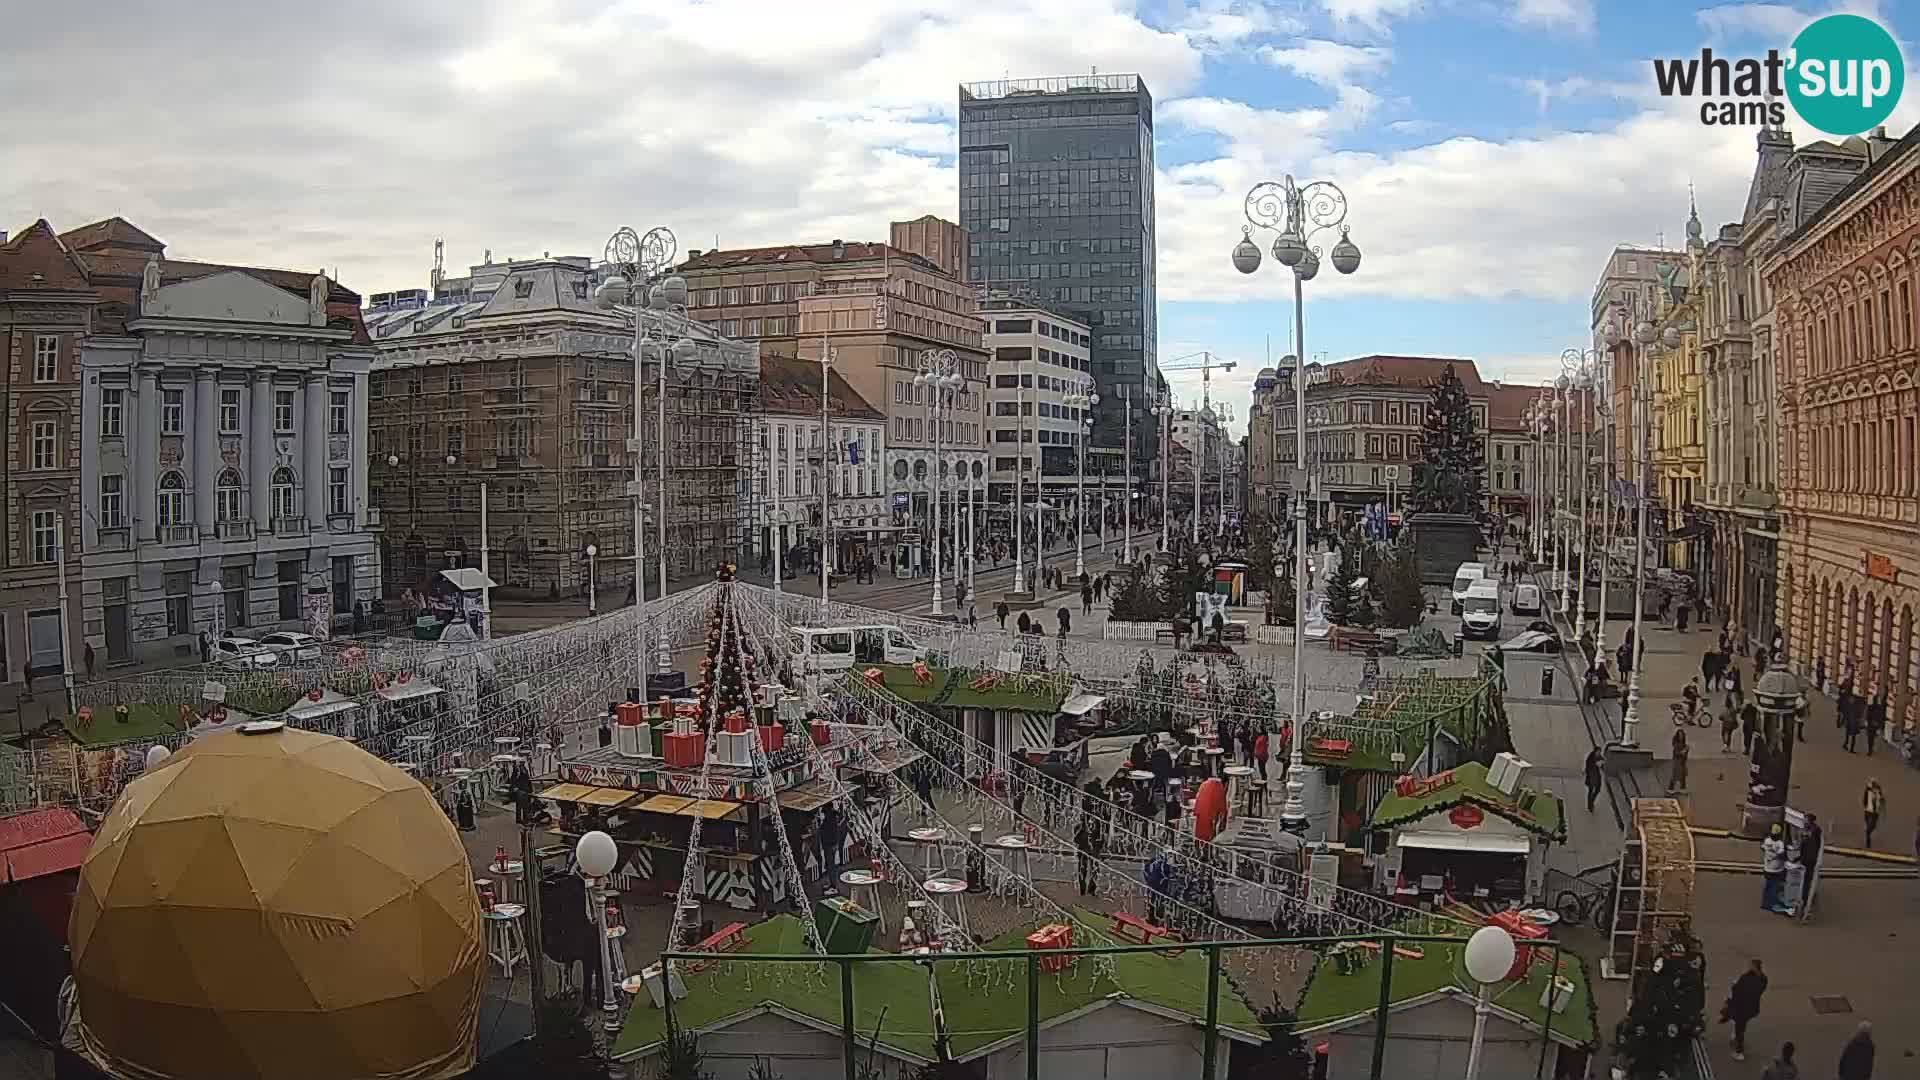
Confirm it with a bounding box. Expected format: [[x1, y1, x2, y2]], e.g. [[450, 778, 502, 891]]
[[679, 222, 988, 563]]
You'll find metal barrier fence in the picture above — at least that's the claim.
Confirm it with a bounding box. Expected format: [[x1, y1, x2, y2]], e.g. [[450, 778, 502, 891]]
[[654, 933, 1579, 1080]]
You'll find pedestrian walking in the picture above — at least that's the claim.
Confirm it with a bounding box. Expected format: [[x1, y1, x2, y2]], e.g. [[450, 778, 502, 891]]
[[1843, 695, 1864, 753], [1794, 691, 1808, 743], [1237, 723, 1255, 768], [1721, 958, 1768, 1061], [1677, 599, 1692, 631], [1760, 823, 1789, 912], [1057, 606, 1071, 638], [1668, 726, 1690, 793], [1703, 645, 1721, 692], [1741, 702, 1759, 756], [1017, 612, 1031, 635], [1865, 689, 1885, 755], [1720, 701, 1738, 752], [1584, 746, 1605, 812], [1797, 813, 1823, 912], [198, 629, 212, 665], [1254, 729, 1269, 781], [966, 600, 977, 630], [995, 601, 1009, 630], [1081, 582, 1093, 616], [82, 642, 96, 681], [1758, 1042, 1798, 1080], [1863, 778, 1885, 849], [1074, 786, 1105, 896], [1836, 1021, 1875, 1080]]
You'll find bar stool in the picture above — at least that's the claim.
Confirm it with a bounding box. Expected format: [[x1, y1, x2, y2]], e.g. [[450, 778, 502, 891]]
[[839, 869, 888, 934], [907, 827, 948, 877], [1222, 765, 1254, 817], [490, 859, 526, 906], [922, 876, 970, 942], [1247, 780, 1269, 818], [483, 903, 529, 978], [990, 834, 1033, 883]]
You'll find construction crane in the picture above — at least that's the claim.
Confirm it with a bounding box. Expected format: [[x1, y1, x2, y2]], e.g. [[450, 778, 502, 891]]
[[1159, 351, 1237, 548]]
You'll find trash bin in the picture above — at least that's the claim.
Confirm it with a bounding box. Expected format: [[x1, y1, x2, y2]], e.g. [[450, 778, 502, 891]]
[[1541, 667, 1554, 697], [1452, 632, 1465, 658]]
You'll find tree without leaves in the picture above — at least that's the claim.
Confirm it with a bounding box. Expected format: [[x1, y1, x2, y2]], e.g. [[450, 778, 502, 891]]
[[1411, 363, 1487, 516]]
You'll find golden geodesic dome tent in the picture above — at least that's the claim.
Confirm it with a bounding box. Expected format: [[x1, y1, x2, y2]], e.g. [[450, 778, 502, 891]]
[[68, 722, 485, 1080]]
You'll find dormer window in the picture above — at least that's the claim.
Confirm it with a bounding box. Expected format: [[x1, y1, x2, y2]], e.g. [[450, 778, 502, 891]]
[[513, 278, 535, 299]]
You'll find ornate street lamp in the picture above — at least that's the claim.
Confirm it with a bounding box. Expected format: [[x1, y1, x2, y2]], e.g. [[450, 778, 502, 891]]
[[914, 350, 964, 615], [1232, 174, 1361, 836]]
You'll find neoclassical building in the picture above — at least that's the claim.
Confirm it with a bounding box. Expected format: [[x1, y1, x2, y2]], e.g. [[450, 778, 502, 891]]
[[1771, 126, 1918, 732]]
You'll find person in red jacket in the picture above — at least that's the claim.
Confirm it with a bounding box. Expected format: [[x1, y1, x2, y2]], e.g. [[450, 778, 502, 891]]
[[1253, 730, 1270, 780]]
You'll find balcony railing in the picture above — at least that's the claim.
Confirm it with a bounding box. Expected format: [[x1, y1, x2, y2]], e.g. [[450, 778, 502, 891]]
[[162, 524, 196, 545], [217, 520, 254, 541], [272, 516, 308, 537]]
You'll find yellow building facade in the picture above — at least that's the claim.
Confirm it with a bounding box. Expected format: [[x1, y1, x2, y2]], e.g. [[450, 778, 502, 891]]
[[1648, 208, 1708, 571]]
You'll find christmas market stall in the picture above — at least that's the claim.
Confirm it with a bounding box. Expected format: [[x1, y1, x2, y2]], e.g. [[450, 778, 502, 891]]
[[1367, 757, 1565, 907], [856, 662, 1072, 780]]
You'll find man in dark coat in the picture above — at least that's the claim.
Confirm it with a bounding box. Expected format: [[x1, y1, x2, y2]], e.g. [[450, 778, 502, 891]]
[[1725, 958, 1768, 1061], [1837, 1021, 1875, 1080]]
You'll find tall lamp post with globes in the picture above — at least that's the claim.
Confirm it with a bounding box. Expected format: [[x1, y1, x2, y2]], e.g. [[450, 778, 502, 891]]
[[1233, 173, 1362, 835], [1462, 924, 1517, 1080], [595, 225, 696, 679], [1616, 315, 1663, 750], [574, 829, 621, 1031], [1066, 376, 1098, 581], [915, 349, 964, 615], [1152, 401, 1173, 554], [585, 544, 598, 616], [1562, 347, 1600, 635]]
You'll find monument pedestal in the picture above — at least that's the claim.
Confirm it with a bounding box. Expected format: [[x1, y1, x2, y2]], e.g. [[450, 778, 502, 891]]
[[1406, 513, 1482, 584], [1740, 801, 1785, 839]]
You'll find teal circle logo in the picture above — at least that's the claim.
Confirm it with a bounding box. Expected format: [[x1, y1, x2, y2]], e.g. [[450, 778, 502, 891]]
[[1786, 14, 1903, 136]]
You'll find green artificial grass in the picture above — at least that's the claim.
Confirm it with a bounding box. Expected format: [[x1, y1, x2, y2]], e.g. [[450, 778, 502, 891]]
[[611, 916, 941, 1062], [865, 663, 1070, 714], [1294, 938, 1597, 1047], [64, 703, 183, 746], [613, 910, 1265, 1062], [1368, 760, 1565, 841]]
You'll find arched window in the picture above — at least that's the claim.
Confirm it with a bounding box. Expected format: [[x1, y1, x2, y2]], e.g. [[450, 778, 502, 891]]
[[157, 471, 186, 527], [271, 467, 297, 523], [216, 468, 244, 522]]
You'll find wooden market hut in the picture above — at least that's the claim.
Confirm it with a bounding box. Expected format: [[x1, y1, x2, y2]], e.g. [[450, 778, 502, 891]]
[[859, 663, 1072, 780]]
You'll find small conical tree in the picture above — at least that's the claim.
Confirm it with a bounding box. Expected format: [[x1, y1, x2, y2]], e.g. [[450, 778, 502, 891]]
[[1381, 542, 1426, 629], [528, 994, 613, 1080], [1324, 533, 1357, 627], [1246, 520, 1278, 592]]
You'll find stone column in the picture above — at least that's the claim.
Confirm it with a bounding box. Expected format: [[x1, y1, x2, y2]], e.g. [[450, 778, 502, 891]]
[[1741, 660, 1801, 837], [250, 371, 274, 530], [194, 370, 218, 533], [135, 371, 160, 541], [303, 374, 327, 526]]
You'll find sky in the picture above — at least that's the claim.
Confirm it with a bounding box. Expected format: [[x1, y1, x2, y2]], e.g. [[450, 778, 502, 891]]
[[4, 0, 1916, 439]]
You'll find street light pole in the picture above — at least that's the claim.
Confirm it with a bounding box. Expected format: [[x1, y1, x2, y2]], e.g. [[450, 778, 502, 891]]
[[916, 349, 962, 615], [820, 338, 835, 605], [1155, 402, 1171, 555], [1068, 377, 1097, 581], [586, 544, 598, 616], [1122, 388, 1134, 565], [1620, 316, 1661, 749], [1234, 173, 1363, 836], [1013, 351, 1028, 596]]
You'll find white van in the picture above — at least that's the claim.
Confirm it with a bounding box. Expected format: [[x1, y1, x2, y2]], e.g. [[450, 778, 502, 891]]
[[1460, 580, 1503, 640], [1511, 582, 1542, 616], [1450, 563, 1487, 614], [789, 625, 926, 674]]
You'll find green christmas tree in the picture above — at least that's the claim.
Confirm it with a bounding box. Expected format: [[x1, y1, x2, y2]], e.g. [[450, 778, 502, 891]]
[[527, 994, 613, 1080], [1611, 931, 1708, 1079], [1380, 540, 1427, 629], [1109, 567, 1162, 622], [1246, 519, 1278, 591], [1324, 532, 1357, 627], [1411, 363, 1487, 516]]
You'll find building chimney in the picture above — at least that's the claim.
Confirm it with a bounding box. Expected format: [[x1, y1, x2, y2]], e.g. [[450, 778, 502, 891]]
[[0, 230, 8, 244], [832, 240, 845, 260], [687, 249, 702, 259]]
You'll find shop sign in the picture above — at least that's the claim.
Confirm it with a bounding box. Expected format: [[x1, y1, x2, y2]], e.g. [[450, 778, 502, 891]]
[[1861, 550, 1899, 585], [1448, 804, 1485, 830]]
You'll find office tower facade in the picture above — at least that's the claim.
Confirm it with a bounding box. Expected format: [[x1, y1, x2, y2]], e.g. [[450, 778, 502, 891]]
[[958, 74, 1158, 474]]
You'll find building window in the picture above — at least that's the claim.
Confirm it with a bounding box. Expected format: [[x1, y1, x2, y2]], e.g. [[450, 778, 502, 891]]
[[329, 467, 349, 515], [220, 388, 242, 432], [329, 391, 350, 434], [745, 318, 761, 336], [271, 467, 298, 522], [447, 424, 464, 455], [29, 510, 57, 564], [30, 420, 57, 470], [724, 287, 740, 305], [332, 555, 353, 614], [99, 474, 125, 528], [157, 471, 187, 527], [274, 390, 296, 432], [768, 284, 786, 302], [165, 570, 193, 636], [222, 565, 249, 629], [161, 388, 184, 434], [216, 468, 244, 522], [448, 369, 464, 394], [32, 335, 59, 383], [99, 388, 124, 436], [278, 560, 303, 621]]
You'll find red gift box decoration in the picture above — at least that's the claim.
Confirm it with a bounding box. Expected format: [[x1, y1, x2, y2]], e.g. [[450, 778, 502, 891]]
[[616, 702, 644, 727], [723, 711, 750, 735], [757, 723, 785, 752], [1025, 923, 1073, 973], [808, 719, 831, 746], [662, 731, 706, 769]]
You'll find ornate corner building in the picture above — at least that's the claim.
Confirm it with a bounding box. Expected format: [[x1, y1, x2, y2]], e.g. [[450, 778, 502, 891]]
[[1771, 126, 1920, 728]]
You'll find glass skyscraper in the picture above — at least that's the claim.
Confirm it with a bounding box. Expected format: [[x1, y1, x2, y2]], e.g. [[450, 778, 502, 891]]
[[958, 75, 1158, 470]]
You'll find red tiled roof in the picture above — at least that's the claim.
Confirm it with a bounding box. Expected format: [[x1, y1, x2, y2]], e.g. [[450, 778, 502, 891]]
[[681, 241, 934, 273], [759, 356, 885, 421], [1486, 383, 1549, 432], [0, 808, 85, 853], [3, 831, 92, 883], [80, 250, 369, 344], [58, 216, 164, 255], [0, 220, 93, 292], [1319, 355, 1487, 393]]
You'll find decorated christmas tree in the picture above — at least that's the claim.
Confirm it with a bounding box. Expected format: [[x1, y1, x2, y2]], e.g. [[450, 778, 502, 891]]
[[1380, 539, 1427, 628], [695, 564, 755, 725], [1611, 930, 1708, 1079], [1324, 531, 1357, 627], [1411, 363, 1487, 515]]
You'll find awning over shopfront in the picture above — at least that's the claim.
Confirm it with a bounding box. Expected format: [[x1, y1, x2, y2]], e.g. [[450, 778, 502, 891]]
[[1395, 832, 1531, 855], [636, 793, 744, 820]]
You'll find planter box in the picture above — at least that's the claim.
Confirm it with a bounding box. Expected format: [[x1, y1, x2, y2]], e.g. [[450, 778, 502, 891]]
[[1103, 620, 1173, 641], [1254, 625, 1295, 645]]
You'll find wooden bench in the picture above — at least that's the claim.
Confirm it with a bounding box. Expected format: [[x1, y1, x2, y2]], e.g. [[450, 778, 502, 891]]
[[1352, 940, 1427, 961], [687, 921, 750, 972], [1155, 627, 1178, 644], [1331, 628, 1385, 653], [1109, 911, 1183, 955]]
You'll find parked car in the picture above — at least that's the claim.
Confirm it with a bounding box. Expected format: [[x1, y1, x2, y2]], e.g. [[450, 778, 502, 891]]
[[257, 631, 324, 662], [213, 635, 280, 668], [1512, 583, 1542, 615], [1496, 621, 1563, 654]]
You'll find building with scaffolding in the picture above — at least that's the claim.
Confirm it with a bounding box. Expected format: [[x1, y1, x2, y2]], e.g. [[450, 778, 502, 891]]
[[362, 249, 759, 601]]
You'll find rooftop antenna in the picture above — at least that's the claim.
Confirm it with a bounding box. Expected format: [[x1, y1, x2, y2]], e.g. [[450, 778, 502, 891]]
[[430, 239, 444, 300]]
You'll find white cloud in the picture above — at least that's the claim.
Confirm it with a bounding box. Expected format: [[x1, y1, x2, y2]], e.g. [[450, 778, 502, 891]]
[[1509, 74, 1638, 112], [1696, 1, 1887, 42], [1179, 0, 1307, 44], [1260, 39, 1392, 116], [1509, 0, 1595, 33], [1317, 0, 1423, 34]]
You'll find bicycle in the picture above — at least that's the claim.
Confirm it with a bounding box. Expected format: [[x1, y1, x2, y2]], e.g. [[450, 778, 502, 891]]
[[1669, 701, 1713, 729], [1553, 865, 1619, 927]]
